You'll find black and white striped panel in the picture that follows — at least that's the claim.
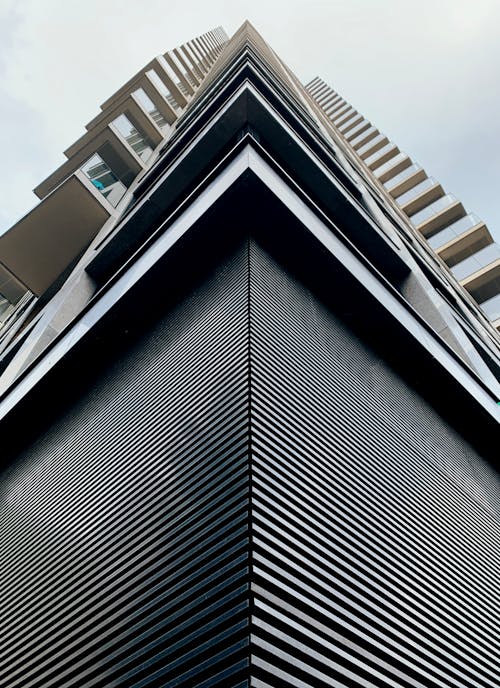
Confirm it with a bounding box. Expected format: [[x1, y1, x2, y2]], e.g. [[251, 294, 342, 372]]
[[248, 240, 500, 688], [0, 244, 251, 688]]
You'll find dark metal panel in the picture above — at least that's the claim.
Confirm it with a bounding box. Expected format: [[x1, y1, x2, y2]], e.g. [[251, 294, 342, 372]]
[[0, 242, 252, 688], [247, 240, 500, 688]]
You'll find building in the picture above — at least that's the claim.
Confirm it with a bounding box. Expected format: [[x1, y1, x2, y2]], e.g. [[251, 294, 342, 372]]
[[306, 77, 500, 331], [0, 21, 499, 688]]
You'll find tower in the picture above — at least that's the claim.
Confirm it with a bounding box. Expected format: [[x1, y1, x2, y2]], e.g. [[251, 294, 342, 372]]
[[1, 22, 499, 688]]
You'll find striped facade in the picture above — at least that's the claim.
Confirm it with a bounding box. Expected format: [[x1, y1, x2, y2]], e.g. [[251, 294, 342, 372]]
[[1, 21, 499, 688]]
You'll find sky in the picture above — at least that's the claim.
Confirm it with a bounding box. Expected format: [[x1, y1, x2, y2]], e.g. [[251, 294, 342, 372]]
[[1, 0, 499, 241]]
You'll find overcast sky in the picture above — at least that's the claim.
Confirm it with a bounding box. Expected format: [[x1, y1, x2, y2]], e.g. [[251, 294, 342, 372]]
[[1, 0, 499, 242]]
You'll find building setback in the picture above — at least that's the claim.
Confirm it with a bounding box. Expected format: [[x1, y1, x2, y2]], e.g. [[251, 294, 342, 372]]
[[0, 21, 499, 688]]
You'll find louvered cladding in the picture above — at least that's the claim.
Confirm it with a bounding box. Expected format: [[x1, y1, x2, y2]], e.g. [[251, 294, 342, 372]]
[[1, 238, 499, 688], [248, 241, 500, 688], [0, 245, 251, 688]]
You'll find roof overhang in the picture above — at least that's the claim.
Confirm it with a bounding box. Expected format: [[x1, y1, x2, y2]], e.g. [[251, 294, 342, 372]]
[[0, 144, 498, 461]]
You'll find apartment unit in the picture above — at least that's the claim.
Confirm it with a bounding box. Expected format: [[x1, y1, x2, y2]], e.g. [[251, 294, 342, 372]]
[[307, 77, 500, 331], [0, 22, 498, 688]]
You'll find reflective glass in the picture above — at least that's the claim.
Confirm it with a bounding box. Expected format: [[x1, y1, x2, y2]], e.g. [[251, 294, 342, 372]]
[[451, 244, 500, 280], [81, 153, 126, 207], [365, 142, 396, 167], [346, 119, 369, 140], [146, 69, 180, 111], [428, 214, 482, 249], [396, 177, 437, 205], [134, 88, 169, 129], [357, 132, 385, 156], [113, 114, 153, 162], [383, 163, 421, 190], [374, 151, 407, 178], [410, 194, 457, 226], [351, 125, 377, 148], [480, 293, 500, 321]]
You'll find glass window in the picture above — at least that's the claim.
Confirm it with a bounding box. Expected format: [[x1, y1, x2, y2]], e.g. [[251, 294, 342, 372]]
[[81, 153, 126, 207], [112, 114, 153, 162], [146, 69, 180, 111], [134, 88, 169, 129]]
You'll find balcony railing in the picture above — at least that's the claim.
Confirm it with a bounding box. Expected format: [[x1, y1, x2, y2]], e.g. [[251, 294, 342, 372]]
[[81, 154, 127, 208], [410, 194, 457, 227], [350, 125, 377, 148], [451, 243, 500, 281], [134, 88, 169, 129], [396, 177, 437, 206], [364, 142, 395, 167], [373, 151, 407, 179], [344, 119, 369, 140], [384, 163, 422, 191], [357, 132, 385, 156], [480, 293, 500, 322], [428, 214, 483, 250]]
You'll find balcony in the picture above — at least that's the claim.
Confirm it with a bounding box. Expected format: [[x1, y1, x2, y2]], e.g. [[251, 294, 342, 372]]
[[396, 177, 444, 216], [479, 293, 500, 324], [339, 113, 363, 135], [411, 194, 465, 237], [345, 119, 370, 142], [358, 133, 388, 159], [374, 152, 411, 184], [351, 125, 378, 150], [451, 243, 500, 282], [330, 103, 351, 121], [428, 214, 491, 270], [335, 107, 357, 128], [384, 163, 426, 197], [365, 143, 399, 171], [0, 172, 113, 296]]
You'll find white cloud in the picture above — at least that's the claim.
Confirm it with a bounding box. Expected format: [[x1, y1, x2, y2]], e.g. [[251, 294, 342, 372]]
[[0, 0, 499, 241]]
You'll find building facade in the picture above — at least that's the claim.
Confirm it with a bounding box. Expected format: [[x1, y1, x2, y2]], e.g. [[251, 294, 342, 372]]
[[0, 22, 499, 688]]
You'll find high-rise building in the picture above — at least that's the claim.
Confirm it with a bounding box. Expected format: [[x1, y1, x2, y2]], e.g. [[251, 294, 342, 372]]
[[0, 22, 499, 688]]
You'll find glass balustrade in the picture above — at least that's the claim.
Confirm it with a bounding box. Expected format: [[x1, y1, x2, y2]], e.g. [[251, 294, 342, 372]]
[[134, 88, 169, 129], [480, 293, 500, 321], [357, 132, 384, 156], [428, 214, 483, 250], [345, 119, 369, 139], [334, 106, 355, 124], [451, 243, 500, 281], [396, 177, 437, 206], [81, 153, 127, 208], [146, 69, 180, 111], [350, 125, 377, 148], [383, 163, 422, 191], [365, 143, 396, 168], [338, 113, 362, 134], [374, 151, 407, 178], [113, 114, 153, 162], [410, 194, 457, 226]]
